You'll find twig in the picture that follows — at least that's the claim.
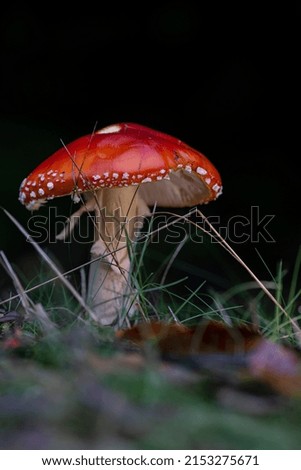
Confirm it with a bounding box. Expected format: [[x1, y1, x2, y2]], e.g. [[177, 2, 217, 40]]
[[32, 302, 57, 332], [167, 305, 180, 323], [79, 267, 87, 302], [0, 250, 32, 317]]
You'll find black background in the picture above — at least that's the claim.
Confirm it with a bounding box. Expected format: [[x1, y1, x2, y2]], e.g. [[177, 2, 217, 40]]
[[0, 2, 300, 292]]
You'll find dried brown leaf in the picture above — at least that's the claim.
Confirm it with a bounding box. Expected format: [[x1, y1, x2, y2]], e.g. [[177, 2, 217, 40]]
[[117, 320, 301, 398], [116, 320, 259, 355]]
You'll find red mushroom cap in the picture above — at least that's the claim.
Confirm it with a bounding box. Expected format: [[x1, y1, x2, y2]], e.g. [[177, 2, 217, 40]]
[[19, 123, 222, 210]]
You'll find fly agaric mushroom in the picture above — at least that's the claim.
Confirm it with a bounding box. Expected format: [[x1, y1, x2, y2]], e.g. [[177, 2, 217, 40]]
[[19, 123, 222, 325]]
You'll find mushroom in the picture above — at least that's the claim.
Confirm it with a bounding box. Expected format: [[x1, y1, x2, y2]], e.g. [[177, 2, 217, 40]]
[[19, 123, 222, 326]]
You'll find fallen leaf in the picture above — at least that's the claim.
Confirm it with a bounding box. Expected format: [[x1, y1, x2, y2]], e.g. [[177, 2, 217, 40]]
[[116, 320, 259, 355], [247, 339, 301, 397], [116, 321, 194, 354], [190, 320, 259, 354], [116, 320, 301, 398], [2, 336, 22, 350], [1, 327, 23, 350]]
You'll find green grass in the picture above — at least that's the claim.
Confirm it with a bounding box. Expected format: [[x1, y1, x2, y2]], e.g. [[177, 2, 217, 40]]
[[1, 208, 301, 450]]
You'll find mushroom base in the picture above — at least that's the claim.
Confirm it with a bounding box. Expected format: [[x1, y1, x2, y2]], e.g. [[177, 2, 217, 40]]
[[88, 238, 135, 326], [86, 186, 149, 326]]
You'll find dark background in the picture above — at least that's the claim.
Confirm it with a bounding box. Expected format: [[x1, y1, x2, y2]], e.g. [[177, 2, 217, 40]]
[[0, 2, 300, 293]]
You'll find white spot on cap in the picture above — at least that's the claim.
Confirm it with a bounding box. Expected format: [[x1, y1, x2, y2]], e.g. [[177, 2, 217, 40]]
[[212, 184, 221, 192], [177, 164, 183, 168], [47, 170, 53, 175], [141, 177, 152, 183], [163, 174, 170, 180], [97, 124, 122, 134], [205, 177, 211, 185], [32, 182, 37, 186], [197, 167, 207, 175], [185, 165, 192, 173], [156, 176, 163, 181], [52, 172, 58, 177], [30, 191, 36, 198], [47, 182, 54, 190], [20, 179, 26, 188], [160, 169, 166, 174], [38, 188, 45, 196], [40, 175, 45, 181], [25, 199, 46, 210], [72, 193, 81, 203], [112, 173, 119, 179], [103, 172, 109, 178], [25, 187, 29, 192], [93, 175, 101, 181], [27, 181, 32, 186], [216, 186, 223, 197], [122, 172, 129, 179], [19, 192, 26, 202], [136, 174, 143, 179]]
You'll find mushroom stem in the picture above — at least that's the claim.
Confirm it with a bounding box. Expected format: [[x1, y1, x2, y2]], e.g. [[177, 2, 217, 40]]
[[87, 186, 146, 326]]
